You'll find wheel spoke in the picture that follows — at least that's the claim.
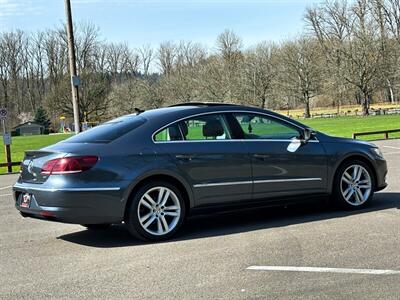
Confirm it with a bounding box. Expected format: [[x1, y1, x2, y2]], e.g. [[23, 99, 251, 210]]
[[359, 179, 370, 185], [164, 205, 179, 211], [354, 189, 361, 203], [160, 190, 171, 207], [342, 177, 352, 185], [358, 184, 371, 189], [140, 211, 153, 224], [352, 166, 360, 180], [164, 211, 179, 217], [344, 188, 354, 201], [143, 215, 156, 229], [355, 188, 364, 203], [344, 172, 353, 181], [357, 167, 363, 180], [144, 194, 157, 207], [157, 218, 163, 233], [343, 186, 352, 198], [157, 188, 166, 204], [141, 198, 153, 210], [160, 216, 169, 232]]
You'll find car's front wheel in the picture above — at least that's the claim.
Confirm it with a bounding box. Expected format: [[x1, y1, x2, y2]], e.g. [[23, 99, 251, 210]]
[[333, 160, 375, 209], [125, 181, 185, 241]]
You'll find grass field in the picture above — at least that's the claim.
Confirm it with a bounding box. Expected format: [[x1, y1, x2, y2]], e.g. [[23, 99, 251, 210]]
[[1, 114, 399, 174], [276, 102, 400, 118], [0, 134, 72, 174]]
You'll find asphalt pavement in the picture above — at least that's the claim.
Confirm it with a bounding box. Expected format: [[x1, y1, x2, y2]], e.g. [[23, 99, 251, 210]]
[[0, 139, 399, 299]]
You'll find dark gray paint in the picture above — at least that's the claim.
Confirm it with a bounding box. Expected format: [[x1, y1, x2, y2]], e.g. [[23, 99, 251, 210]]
[[13, 104, 388, 224]]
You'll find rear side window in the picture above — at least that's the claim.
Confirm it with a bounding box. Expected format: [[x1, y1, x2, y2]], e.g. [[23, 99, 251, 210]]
[[64, 116, 146, 143], [181, 114, 231, 140], [154, 124, 183, 141], [153, 114, 231, 142]]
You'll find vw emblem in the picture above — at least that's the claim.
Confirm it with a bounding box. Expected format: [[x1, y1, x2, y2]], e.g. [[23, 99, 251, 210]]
[[27, 160, 35, 175]]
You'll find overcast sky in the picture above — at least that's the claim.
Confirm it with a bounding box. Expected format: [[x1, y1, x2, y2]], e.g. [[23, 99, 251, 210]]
[[0, 0, 323, 47]]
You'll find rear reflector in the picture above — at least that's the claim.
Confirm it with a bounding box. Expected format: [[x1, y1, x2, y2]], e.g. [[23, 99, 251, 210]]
[[40, 211, 55, 217], [41, 156, 98, 175]]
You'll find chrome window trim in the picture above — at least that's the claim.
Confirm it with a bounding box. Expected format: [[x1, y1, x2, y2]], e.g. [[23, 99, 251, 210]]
[[153, 139, 319, 143], [193, 177, 322, 188], [152, 110, 319, 143]]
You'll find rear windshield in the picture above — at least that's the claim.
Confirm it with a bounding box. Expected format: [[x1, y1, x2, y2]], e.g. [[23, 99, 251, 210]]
[[63, 116, 146, 144]]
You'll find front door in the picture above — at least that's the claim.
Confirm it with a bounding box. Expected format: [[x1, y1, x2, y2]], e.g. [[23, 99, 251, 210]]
[[228, 112, 327, 200]]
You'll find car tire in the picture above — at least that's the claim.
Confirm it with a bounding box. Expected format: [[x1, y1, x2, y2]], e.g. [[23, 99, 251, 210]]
[[125, 181, 186, 242], [82, 224, 112, 230], [332, 160, 375, 209]]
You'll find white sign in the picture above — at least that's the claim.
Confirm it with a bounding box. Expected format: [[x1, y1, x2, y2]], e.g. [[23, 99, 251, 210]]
[[3, 133, 11, 145], [0, 108, 7, 119]]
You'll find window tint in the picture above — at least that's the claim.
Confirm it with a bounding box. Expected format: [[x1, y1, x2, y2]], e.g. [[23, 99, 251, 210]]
[[232, 113, 300, 140], [180, 114, 231, 140], [64, 116, 146, 144], [154, 124, 183, 141]]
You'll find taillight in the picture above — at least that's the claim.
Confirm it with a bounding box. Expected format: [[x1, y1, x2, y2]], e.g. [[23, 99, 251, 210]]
[[41, 156, 98, 175]]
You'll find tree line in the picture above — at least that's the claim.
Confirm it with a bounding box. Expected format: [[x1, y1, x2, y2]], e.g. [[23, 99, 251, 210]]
[[1, 0, 400, 129]]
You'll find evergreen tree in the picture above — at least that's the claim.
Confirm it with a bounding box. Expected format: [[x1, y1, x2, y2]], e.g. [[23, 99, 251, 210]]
[[34, 107, 51, 133]]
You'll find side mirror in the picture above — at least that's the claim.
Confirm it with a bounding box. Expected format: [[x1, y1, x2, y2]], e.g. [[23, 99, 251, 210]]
[[302, 128, 315, 143]]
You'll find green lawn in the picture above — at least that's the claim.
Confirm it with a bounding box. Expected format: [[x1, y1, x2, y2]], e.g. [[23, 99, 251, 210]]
[[1, 114, 399, 174], [0, 134, 72, 173], [301, 114, 400, 139]]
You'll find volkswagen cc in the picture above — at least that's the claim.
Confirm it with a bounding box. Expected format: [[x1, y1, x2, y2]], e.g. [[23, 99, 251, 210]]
[[13, 103, 387, 241]]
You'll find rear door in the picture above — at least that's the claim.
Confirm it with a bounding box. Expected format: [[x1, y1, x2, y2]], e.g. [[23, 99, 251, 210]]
[[154, 113, 252, 206], [228, 112, 327, 200]]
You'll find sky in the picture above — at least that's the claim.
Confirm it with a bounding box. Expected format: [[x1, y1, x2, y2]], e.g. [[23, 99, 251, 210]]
[[0, 0, 324, 48]]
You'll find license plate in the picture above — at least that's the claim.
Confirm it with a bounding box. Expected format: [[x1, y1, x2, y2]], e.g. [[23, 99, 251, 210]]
[[20, 194, 31, 208]]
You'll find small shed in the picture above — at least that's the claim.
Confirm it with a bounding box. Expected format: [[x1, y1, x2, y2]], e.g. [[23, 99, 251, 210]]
[[14, 122, 44, 136]]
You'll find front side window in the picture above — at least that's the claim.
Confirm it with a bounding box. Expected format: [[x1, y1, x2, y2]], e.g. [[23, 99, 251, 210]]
[[232, 113, 300, 140]]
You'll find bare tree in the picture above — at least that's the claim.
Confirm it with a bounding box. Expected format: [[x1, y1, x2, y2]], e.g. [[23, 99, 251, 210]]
[[244, 42, 278, 109], [157, 41, 176, 76], [139, 44, 154, 76], [279, 38, 322, 118]]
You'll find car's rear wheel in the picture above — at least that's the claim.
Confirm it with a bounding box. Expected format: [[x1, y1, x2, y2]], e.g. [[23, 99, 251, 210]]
[[333, 160, 374, 209], [125, 181, 185, 241]]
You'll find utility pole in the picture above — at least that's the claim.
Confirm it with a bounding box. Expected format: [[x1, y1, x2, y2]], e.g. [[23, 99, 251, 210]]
[[64, 0, 81, 134]]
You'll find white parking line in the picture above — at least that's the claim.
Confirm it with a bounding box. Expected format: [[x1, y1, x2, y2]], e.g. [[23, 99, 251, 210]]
[[0, 185, 11, 190], [247, 266, 400, 275], [383, 146, 400, 150], [0, 193, 12, 197]]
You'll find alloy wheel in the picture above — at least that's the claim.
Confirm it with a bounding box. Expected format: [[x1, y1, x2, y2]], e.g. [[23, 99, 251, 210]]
[[340, 164, 372, 206], [137, 186, 181, 236]]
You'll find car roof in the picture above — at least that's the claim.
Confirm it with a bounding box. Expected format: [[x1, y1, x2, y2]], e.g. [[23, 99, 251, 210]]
[[137, 103, 307, 129]]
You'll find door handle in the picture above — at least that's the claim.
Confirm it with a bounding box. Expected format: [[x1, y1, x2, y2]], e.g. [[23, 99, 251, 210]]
[[175, 154, 192, 161]]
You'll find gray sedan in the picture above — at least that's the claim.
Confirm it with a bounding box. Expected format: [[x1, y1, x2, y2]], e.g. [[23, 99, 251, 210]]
[[13, 103, 387, 241]]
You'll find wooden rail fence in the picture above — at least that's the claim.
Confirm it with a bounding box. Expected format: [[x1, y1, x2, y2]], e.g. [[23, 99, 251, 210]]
[[353, 128, 400, 139]]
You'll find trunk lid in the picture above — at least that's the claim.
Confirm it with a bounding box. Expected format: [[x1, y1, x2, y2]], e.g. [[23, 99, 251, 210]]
[[20, 150, 67, 183]]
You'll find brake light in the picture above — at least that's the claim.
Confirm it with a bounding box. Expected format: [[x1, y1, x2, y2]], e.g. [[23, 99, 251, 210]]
[[41, 156, 98, 175]]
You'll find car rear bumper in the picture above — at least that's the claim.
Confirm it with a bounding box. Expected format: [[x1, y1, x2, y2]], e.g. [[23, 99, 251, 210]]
[[13, 183, 125, 224]]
